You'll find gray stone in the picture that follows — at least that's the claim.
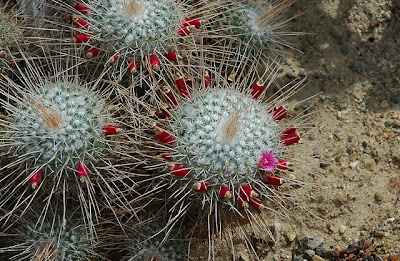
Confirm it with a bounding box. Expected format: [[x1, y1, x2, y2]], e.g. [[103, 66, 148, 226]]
[[309, 236, 325, 250], [331, 25, 345, 38], [320, 161, 331, 169], [305, 249, 315, 259]]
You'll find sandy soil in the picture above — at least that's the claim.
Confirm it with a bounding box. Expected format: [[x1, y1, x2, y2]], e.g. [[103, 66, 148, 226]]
[[246, 0, 400, 260]]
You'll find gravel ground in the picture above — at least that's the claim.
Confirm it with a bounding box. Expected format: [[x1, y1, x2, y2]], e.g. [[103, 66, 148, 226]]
[[247, 0, 400, 260]]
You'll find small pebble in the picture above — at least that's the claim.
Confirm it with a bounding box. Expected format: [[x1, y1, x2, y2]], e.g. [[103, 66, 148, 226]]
[[357, 180, 364, 187], [349, 161, 359, 169], [380, 100, 390, 109], [389, 95, 399, 104], [369, 19, 380, 28], [286, 70, 296, 79], [320, 161, 331, 169], [305, 249, 315, 259], [309, 236, 325, 249], [385, 120, 394, 127], [363, 158, 376, 170], [298, 71, 306, 78], [337, 111, 343, 120], [286, 230, 296, 242], [327, 224, 335, 232], [375, 191, 384, 201], [350, 63, 363, 74], [339, 225, 347, 234], [313, 150, 321, 158], [315, 247, 327, 257], [312, 255, 323, 261], [336, 194, 346, 205], [340, 45, 350, 55], [361, 141, 368, 148], [330, 25, 344, 38]]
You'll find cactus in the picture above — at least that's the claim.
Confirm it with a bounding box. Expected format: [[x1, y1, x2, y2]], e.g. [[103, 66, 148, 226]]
[[150, 70, 306, 211], [124, 218, 188, 261], [0, 49, 129, 232], [131, 54, 314, 258], [0, 2, 22, 50], [206, 0, 298, 58], [57, 0, 203, 78], [0, 2, 23, 74], [4, 209, 94, 260]]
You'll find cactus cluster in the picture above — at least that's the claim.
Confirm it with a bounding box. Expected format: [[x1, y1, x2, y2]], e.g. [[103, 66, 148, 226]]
[[0, 0, 318, 260]]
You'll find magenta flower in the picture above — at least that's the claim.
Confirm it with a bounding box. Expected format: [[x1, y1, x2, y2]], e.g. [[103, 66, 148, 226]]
[[259, 151, 278, 172]]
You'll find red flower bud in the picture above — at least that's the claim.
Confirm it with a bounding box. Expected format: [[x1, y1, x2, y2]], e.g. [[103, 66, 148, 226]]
[[165, 51, 181, 62], [251, 80, 265, 100], [77, 162, 88, 182], [249, 198, 264, 211], [204, 71, 211, 88], [30, 168, 43, 189], [163, 86, 178, 106], [219, 185, 232, 199], [71, 33, 91, 43], [281, 132, 300, 146], [235, 194, 249, 208], [102, 125, 121, 135], [73, 2, 89, 14], [72, 16, 89, 29], [193, 182, 208, 192], [183, 18, 201, 28], [128, 60, 138, 73], [169, 164, 191, 177], [149, 54, 160, 70], [85, 47, 100, 58], [281, 125, 296, 135], [155, 127, 176, 145], [177, 25, 193, 36], [240, 184, 258, 200], [276, 160, 289, 170], [263, 174, 284, 186], [272, 106, 287, 121], [176, 75, 190, 98]]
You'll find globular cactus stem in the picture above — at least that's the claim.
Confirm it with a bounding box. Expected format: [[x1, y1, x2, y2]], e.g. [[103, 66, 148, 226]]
[[60, 0, 203, 75]]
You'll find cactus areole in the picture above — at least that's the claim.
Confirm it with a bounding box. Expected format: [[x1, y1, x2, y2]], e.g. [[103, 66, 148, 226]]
[[155, 82, 300, 211]]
